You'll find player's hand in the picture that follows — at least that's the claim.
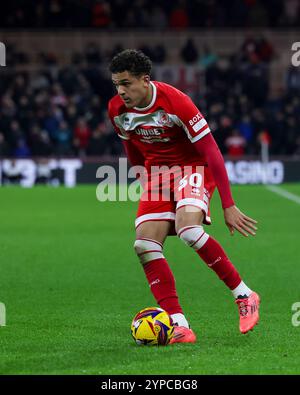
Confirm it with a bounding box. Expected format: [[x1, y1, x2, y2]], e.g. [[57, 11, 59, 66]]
[[224, 205, 258, 237]]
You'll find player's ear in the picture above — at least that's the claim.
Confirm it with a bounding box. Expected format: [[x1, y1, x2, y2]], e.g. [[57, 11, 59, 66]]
[[143, 75, 150, 86]]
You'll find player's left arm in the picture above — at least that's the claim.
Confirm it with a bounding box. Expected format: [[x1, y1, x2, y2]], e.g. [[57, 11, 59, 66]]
[[194, 134, 258, 237], [172, 92, 257, 237]]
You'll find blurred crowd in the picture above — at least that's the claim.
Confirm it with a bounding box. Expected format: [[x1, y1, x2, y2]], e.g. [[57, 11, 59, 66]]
[[1, 0, 300, 29], [200, 36, 300, 157], [0, 34, 300, 160]]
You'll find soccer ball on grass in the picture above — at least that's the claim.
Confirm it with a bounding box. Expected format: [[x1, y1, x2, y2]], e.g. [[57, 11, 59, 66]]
[[131, 307, 174, 346]]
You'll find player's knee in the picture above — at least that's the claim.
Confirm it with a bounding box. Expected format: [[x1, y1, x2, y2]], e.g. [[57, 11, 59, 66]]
[[133, 239, 148, 255], [177, 225, 209, 250], [175, 208, 205, 235], [134, 239, 164, 265]]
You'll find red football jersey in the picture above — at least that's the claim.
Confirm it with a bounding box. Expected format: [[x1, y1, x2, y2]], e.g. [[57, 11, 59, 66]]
[[108, 81, 211, 171]]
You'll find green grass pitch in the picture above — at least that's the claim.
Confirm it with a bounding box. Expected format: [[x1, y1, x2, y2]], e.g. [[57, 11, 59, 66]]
[[1, 183, 300, 375]]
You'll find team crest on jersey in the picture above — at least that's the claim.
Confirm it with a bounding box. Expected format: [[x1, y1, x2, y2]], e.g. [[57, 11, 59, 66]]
[[157, 111, 174, 127]]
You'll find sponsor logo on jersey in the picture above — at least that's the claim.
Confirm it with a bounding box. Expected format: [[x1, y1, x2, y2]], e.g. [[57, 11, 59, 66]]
[[135, 128, 163, 136], [188, 112, 202, 126], [135, 127, 170, 143], [192, 118, 208, 133]]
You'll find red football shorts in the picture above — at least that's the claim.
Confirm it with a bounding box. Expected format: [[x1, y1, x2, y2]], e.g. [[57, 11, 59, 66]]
[[135, 165, 216, 233]]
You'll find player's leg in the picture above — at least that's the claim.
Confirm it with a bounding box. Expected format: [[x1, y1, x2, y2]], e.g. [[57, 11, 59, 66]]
[[174, 166, 260, 334], [175, 205, 260, 334], [175, 206, 247, 294], [134, 220, 191, 330]]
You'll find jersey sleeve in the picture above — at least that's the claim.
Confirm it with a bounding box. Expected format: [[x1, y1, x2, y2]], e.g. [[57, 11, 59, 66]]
[[194, 133, 235, 209], [108, 99, 130, 141], [171, 90, 211, 143]]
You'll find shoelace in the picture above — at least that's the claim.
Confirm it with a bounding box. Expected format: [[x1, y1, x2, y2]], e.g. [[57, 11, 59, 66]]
[[237, 300, 249, 317]]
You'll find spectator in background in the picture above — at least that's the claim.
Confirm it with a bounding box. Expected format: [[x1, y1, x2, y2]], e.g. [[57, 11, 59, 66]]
[[65, 104, 79, 128], [0, 133, 10, 157], [169, 0, 189, 29], [247, 0, 269, 27], [52, 121, 73, 156], [97, 111, 123, 156], [237, 115, 253, 144], [85, 42, 102, 65], [286, 65, 300, 93], [9, 120, 25, 149], [18, 95, 32, 132], [180, 38, 198, 64], [29, 70, 50, 91], [91, 0, 112, 28], [51, 83, 67, 107], [285, 116, 298, 154], [46, 0, 64, 28], [265, 111, 285, 154], [11, 74, 27, 99], [30, 126, 54, 157], [225, 130, 247, 158], [215, 114, 234, 153], [1, 96, 17, 121], [294, 136, 300, 157], [198, 45, 218, 69], [282, 0, 300, 26], [43, 107, 62, 138], [152, 45, 167, 64], [130, 0, 151, 29], [86, 123, 108, 156], [14, 138, 31, 158], [73, 118, 91, 156], [256, 37, 275, 63], [150, 6, 168, 30], [241, 60, 269, 106], [238, 35, 259, 64]]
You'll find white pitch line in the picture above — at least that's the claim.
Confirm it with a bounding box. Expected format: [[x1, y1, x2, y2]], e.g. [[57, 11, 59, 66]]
[[265, 185, 300, 205]]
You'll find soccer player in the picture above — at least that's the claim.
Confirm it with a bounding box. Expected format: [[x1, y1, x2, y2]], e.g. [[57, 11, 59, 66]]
[[108, 49, 260, 344]]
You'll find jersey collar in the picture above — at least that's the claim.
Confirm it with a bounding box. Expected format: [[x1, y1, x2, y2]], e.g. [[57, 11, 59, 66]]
[[133, 81, 157, 111]]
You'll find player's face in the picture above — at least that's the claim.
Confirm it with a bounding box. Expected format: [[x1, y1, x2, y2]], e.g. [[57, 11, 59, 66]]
[[112, 71, 151, 108]]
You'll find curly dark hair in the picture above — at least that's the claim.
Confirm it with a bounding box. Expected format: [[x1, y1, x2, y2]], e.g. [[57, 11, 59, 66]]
[[109, 49, 152, 77]]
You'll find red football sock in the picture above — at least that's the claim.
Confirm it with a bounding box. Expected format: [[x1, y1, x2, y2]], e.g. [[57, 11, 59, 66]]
[[143, 258, 183, 315], [196, 236, 242, 290]]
